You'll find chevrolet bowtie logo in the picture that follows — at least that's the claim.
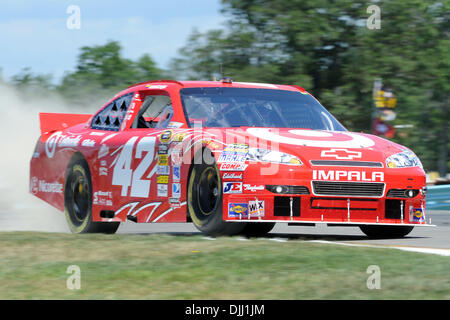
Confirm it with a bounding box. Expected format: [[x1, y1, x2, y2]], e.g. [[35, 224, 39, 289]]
[[321, 149, 362, 160]]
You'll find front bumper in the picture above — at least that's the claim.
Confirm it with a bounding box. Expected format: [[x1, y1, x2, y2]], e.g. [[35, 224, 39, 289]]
[[222, 166, 431, 226]]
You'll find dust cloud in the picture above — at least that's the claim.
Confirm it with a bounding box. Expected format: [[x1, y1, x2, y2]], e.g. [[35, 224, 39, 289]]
[[0, 84, 98, 232]]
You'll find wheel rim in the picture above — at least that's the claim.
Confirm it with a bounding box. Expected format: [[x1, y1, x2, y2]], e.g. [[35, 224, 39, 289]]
[[197, 167, 219, 216], [71, 171, 89, 222]]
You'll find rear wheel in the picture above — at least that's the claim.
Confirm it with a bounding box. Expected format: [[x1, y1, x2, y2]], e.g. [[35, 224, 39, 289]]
[[359, 225, 414, 239], [64, 157, 119, 234], [187, 151, 246, 237]]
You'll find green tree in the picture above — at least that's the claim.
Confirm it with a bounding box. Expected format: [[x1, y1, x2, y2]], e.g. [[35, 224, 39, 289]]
[[58, 40, 164, 106], [171, 0, 449, 173]]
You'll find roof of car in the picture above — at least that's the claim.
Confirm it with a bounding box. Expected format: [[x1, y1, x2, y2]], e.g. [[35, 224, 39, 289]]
[[125, 80, 307, 93]]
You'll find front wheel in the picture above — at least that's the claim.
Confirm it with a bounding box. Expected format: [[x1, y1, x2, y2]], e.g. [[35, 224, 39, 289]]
[[64, 157, 120, 234], [187, 155, 246, 237], [359, 225, 414, 239]]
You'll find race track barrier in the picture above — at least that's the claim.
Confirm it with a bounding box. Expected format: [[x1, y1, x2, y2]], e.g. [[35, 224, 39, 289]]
[[426, 185, 450, 211]]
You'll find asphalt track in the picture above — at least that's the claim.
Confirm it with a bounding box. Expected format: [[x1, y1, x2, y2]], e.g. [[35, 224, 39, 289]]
[[117, 210, 450, 250], [0, 193, 448, 250]]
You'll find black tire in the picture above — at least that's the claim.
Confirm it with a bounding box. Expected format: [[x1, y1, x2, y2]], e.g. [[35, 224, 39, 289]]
[[240, 222, 276, 237], [359, 225, 414, 239], [187, 151, 246, 237], [64, 156, 120, 234]]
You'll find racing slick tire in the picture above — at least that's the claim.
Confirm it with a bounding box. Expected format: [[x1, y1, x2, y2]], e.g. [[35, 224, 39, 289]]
[[359, 225, 414, 239], [64, 156, 120, 234], [187, 150, 246, 237], [240, 222, 276, 237]]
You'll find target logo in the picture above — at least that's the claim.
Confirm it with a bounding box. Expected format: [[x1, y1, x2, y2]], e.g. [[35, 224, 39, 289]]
[[45, 131, 62, 158], [246, 128, 374, 148]]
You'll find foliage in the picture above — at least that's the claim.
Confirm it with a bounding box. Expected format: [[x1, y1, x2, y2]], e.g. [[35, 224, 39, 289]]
[[57, 41, 164, 106], [171, 0, 449, 173], [9, 41, 164, 108], [4, 2, 449, 172]]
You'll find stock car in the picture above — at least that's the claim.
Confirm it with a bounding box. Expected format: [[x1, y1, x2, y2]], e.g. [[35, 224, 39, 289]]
[[30, 79, 431, 238]]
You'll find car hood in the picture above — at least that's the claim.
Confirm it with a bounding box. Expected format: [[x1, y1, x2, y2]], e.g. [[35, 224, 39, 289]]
[[207, 127, 409, 166]]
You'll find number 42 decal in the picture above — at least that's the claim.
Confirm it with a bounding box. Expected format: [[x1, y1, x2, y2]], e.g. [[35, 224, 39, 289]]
[[112, 136, 156, 197]]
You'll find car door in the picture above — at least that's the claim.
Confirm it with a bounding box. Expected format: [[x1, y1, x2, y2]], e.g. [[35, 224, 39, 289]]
[[86, 92, 137, 218], [105, 90, 183, 222]]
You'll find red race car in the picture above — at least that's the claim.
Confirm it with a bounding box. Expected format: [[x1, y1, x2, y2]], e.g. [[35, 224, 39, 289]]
[[30, 79, 431, 237]]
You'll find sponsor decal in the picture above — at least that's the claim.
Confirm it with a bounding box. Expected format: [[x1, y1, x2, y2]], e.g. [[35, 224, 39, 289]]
[[172, 183, 181, 198], [169, 197, 181, 208], [411, 207, 425, 223], [157, 165, 170, 175], [157, 154, 169, 166], [222, 172, 243, 180], [157, 175, 169, 184], [93, 191, 113, 206], [321, 148, 362, 160], [219, 163, 248, 171], [145, 84, 167, 90], [218, 143, 249, 163], [248, 200, 265, 217], [45, 131, 62, 158], [171, 150, 183, 166], [58, 135, 82, 148], [223, 182, 243, 194], [159, 130, 173, 144], [247, 128, 375, 148], [32, 152, 40, 158], [30, 177, 39, 194], [45, 132, 80, 158], [219, 154, 247, 163], [228, 203, 249, 218], [243, 184, 264, 192], [158, 144, 168, 154], [173, 166, 181, 182], [37, 180, 63, 193], [99, 160, 108, 176], [167, 122, 184, 129], [312, 170, 384, 182], [203, 139, 221, 150], [81, 139, 96, 147], [157, 184, 168, 197], [171, 132, 186, 142], [223, 143, 249, 154]]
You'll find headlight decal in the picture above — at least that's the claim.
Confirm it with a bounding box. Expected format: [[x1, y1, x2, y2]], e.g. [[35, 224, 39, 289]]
[[246, 148, 302, 165], [386, 150, 423, 168]]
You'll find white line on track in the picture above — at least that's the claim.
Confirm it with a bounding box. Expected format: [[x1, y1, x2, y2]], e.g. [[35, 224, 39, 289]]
[[307, 240, 450, 257], [202, 236, 217, 241]]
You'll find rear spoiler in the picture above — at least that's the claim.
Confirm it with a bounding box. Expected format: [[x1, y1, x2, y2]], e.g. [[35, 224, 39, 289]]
[[39, 113, 92, 136]]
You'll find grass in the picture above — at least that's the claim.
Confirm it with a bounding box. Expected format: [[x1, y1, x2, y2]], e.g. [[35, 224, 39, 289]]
[[0, 232, 448, 299]]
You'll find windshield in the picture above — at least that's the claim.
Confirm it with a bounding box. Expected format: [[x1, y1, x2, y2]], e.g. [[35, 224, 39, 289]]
[[180, 87, 346, 131]]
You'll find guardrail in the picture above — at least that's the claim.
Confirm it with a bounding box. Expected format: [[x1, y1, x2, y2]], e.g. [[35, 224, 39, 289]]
[[427, 185, 450, 210]]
